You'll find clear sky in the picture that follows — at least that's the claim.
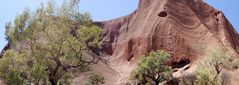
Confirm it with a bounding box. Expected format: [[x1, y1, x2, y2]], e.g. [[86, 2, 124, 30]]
[[0, 0, 238, 50]]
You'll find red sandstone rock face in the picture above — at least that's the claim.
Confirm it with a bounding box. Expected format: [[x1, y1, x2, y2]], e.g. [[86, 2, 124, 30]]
[[75, 0, 239, 84], [99, 0, 239, 67]]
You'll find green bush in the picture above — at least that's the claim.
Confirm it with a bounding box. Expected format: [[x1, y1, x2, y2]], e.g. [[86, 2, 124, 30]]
[[192, 48, 239, 85], [84, 73, 105, 85], [130, 50, 173, 85]]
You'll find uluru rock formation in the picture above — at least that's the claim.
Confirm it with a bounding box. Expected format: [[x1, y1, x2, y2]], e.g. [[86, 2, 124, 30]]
[[85, 0, 239, 84], [1, 0, 239, 85], [99, 0, 239, 65]]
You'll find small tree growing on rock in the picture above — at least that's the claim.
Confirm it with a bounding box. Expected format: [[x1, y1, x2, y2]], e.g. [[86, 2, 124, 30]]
[[130, 50, 173, 85], [195, 48, 239, 85], [84, 73, 105, 85]]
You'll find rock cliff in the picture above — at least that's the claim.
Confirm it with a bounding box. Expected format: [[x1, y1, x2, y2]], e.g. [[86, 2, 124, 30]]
[[99, 0, 239, 67], [93, 0, 239, 84]]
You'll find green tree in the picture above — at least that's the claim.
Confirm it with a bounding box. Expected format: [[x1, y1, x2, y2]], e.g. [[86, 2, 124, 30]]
[[195, 48, 238, 85], [5, 22, 12, 40], [4, 8, 30, 42], [130, 50, 173, 85], [0, 50, 27, 85], [0, 0, 102, 85], [84, 73, 105, 85]]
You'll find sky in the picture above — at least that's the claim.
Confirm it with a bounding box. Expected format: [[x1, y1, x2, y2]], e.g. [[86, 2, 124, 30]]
[[0, 0, 238, 51]]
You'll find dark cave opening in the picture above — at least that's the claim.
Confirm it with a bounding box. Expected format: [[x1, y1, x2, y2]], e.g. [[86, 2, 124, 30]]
[[158, 11, 168, 17], [171, 59, 190, 69]]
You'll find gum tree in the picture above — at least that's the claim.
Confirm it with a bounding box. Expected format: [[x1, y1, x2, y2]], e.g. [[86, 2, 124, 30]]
[[130, 50, 173, 85], [0, 0, 102, 85], [195, 48, 239, 85]]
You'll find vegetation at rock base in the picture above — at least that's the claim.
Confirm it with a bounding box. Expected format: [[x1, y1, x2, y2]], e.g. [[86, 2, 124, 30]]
[[130, 48, 239, 85], [181, 48, 239, 85], [0, 0, 102, 85], [84, 73, 105, 85], [195, 48, 239, 85], [130, 50, 173, 85]]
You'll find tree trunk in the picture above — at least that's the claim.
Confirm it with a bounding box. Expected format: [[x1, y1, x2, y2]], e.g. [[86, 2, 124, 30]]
[[155, 80, 160, 85], [49, 78, 57, 85]]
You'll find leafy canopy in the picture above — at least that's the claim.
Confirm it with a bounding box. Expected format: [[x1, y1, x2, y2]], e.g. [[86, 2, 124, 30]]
[[130, 50, 173, 85], [84, 73, 105, 85], [0, 0, 102, 85], [194, 48, 239, 85]]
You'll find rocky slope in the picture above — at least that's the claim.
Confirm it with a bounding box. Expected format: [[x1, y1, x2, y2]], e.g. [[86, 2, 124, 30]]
[[87, 0, 239, 84]]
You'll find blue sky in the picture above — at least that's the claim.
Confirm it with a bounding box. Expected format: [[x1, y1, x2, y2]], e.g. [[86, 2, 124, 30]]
[[0, 0, 238, 50]]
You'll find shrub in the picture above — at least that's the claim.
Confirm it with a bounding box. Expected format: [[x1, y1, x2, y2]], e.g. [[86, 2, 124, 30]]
[[84, 73, 105, 85], [130, 50, 173, 85], [194, 48, 238, 85]]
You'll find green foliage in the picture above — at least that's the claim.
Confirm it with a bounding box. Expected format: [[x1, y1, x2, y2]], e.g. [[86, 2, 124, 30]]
[[195, 48, 238, 85], [0, 0, 102, 85], [130, 50, 173, 85], [180, 74, 196, 85], [5, 22, 12, 40], [0, 50, 27, 85], [84, 73, 105, 85], [79, 12, 92, 24], [4, 9, 30, 42], [179, 48, 239, 85]]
